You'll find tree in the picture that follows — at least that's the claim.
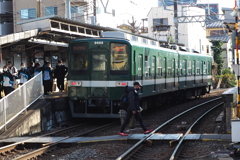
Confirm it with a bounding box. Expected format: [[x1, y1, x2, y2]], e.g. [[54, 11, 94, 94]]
[[219, 68, 237, 88], [211, 40, 223, 75], [128, 16, 141, 34]]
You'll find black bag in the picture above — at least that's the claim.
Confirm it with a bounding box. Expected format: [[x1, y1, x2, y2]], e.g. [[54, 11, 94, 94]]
[[119, 92, 128, 111]]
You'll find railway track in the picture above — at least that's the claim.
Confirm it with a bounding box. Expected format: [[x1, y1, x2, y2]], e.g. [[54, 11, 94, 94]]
[[116, 97, 224, 160], [0, 122, 117, 160]]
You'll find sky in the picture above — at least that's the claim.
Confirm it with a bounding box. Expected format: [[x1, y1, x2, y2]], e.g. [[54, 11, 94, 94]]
[[96, 0, 236, 27]]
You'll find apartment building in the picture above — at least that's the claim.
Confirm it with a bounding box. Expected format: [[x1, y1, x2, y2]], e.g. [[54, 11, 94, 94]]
[[147, 5, 208, 54], [13, 0, 91, 32], [0, 0, 13, 36]]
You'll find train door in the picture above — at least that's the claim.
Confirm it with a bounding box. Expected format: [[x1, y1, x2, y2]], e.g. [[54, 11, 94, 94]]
[[201, 61, 204, 83], [173, 58, 176, 88], [163, 57, 167, 89], [133, 51, 136, 81], [137, 54, 143, 92], [90, 49, 109, 100], [152, 56, 156, 91], [90, 50, 108, 81], [185, 60, 187, 86], [193, 60, 196, 85]]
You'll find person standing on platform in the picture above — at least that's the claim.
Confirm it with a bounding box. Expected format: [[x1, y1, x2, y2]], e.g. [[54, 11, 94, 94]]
[[1, 66, 14, 96], [33, 63, 42, 76], [18, 63, 30, 85], [54, 60, 68, 94], [118, 82, 152, 136], [27, 61, 35, 79], [42, 62, 53, 96], [7, 61, 18, 89]]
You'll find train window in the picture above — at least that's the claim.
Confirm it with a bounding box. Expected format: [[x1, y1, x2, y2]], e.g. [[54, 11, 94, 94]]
[[71, 43, 88, 71], [207, 62, 211, 74], [188, 61, 192, 75], [157, 58, 162, 76], [152, 56, 156, 76], [203, 61, 207, 74], [193, 60, 196, 74], [92, 54, 106, 71], [110, 43, 128, 71], [142, 39, 147, 44], [144, 56, 150, 77], [167, 59, 172, 76], [132, 36, 138, 41], [196, 61, 200, 75], [179, 60, 182, 75], [138, 55, 143, 75]]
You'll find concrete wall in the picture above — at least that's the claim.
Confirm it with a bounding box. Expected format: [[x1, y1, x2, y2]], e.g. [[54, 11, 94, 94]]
[[1, 98, 70, 138]]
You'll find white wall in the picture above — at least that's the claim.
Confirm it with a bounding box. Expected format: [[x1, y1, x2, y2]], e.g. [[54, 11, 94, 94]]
[[147, 5, 208, 54]]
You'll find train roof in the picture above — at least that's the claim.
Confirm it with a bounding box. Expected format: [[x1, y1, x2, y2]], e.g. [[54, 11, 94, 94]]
[[70, 32, 212, 59]]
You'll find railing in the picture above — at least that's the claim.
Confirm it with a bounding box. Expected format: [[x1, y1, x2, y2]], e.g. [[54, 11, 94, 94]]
[[0, 72, 43, 131]]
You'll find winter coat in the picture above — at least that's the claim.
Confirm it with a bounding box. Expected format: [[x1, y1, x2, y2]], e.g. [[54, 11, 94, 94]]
[[18, 68, 30, 84], [34, 67, 42, 76], [8, 66, 18, 78], [127, 86, 140, 112], [42, 66, 53, 81], [54, 64, 68, 79], [1, 71, 14, 87]]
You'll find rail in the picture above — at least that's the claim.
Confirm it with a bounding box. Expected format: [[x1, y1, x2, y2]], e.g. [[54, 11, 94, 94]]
[[116, 97, 223, 160], [0, 72, 43, 131]]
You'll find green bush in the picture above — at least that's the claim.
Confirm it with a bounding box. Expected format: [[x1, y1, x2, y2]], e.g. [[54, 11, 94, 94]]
[[219, 68, 237, 88]]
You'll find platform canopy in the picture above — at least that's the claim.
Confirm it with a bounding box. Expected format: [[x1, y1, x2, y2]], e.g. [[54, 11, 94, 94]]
[[16, 15, 120, 46]]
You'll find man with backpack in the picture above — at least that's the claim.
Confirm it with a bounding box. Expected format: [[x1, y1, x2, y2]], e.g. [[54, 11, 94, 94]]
[[118, 82, 152, 136]]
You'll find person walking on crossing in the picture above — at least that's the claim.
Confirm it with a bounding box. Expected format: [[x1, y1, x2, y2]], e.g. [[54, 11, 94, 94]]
[[118, 82, 152, 136]]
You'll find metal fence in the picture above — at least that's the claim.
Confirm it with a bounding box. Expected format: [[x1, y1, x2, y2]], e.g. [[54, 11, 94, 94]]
[[0, 72, 43, 131]]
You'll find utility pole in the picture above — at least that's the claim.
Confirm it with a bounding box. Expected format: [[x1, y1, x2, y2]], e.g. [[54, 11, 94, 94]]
[[66, 0, 71, 19], [234, 0, 240, 117], [93, 0, 97, 24], [174, 0, 178, 43], [36, 0, 41, 18]]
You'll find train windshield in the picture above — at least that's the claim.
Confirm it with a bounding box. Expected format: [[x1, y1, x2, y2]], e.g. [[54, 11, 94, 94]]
[[110, 43, 129, 72], [70, 43, 88, 72]]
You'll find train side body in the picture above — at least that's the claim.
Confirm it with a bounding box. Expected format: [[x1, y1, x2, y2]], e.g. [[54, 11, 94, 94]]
[[67, 38, 212, 118]]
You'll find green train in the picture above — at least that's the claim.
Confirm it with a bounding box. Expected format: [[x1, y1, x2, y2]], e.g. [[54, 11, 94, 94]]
[[67, 32, 212, 118]]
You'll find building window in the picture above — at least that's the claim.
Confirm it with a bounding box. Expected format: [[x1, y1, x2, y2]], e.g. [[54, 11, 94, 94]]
[[20, 8, 36, 19], [153, 18, 168, 31], [45, 6, 58, 16], [71, 6, 84, 14]]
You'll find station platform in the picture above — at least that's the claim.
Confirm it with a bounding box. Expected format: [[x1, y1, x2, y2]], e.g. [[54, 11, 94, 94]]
[[0, 134, 232, 144]]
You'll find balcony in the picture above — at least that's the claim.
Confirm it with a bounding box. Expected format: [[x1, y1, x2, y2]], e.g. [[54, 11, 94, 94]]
[[0, 1, 12, 14]]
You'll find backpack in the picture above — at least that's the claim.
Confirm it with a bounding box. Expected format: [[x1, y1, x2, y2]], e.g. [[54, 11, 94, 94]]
[[119, 92, 128, 111]]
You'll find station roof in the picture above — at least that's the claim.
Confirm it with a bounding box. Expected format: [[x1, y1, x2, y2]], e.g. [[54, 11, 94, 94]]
[[1, 15, 184, 49], [207, 35, 230, 43]]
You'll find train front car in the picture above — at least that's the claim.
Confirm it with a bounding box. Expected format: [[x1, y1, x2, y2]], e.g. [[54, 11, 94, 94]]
[[68, 38, 130, 118]]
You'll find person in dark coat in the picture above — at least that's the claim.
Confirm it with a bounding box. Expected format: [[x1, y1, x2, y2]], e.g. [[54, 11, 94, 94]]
[[7, 61, 18, 88], [1, 66, 14, 96], [118, 82, 152, 136], [27, 61, 35, 79], [54, 60, 68, 94], [18, 63, 30, 85], [33, 63, 42, 76], [42, 62, 53, 95]]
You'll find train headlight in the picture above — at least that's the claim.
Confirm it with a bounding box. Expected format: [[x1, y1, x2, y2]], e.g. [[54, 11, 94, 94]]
[[115, 82, 128, 87], [69, 87, 77, 97]]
